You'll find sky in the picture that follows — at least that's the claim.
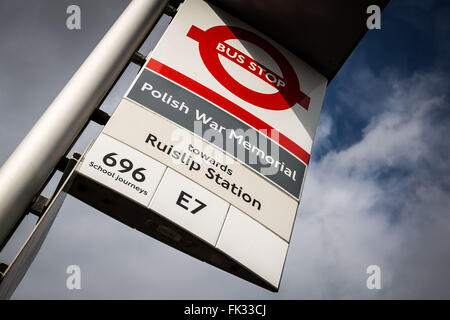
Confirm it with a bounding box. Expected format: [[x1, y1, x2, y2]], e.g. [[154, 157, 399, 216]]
[[0, 0, 449, 299]]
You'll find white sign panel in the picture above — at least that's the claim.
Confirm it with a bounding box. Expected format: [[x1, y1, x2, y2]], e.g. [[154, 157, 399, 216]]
[[79, 134, 166, 207], [78, 0, 327, 291], [217, 206, 289, 288], [103, 99, 298, 241], [149, 168, 230, 246]]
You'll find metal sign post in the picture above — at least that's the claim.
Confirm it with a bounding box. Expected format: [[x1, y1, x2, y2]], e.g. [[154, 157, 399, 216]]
[[0, 0, 169, 249]]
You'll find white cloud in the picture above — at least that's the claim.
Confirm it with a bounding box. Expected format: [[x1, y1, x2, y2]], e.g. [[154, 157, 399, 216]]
[[311, 112, 333, 157], [286, 71, 450, 298]]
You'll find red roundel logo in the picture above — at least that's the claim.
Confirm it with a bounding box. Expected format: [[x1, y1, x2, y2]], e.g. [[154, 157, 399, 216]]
[[187, 25, 310, 111]]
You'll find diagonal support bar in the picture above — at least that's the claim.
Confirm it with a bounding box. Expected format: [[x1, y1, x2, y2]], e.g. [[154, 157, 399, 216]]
[[0, 0, 169, 249]]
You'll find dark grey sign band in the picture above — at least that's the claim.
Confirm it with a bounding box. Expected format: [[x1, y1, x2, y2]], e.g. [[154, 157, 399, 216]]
[[127, 69, 305, 199]]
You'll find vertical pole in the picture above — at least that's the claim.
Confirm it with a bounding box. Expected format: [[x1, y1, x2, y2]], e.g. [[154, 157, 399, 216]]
[[0, 0, 169, 248]]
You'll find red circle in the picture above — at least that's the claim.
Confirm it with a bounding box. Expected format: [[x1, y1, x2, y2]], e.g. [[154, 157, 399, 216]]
[[197, 26, 301, 111]]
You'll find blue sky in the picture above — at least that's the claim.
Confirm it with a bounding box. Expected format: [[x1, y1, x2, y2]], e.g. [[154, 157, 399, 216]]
[[300, 0, 450, 298], [320, 0, 450, 157], [0, 0, 449, 299]]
